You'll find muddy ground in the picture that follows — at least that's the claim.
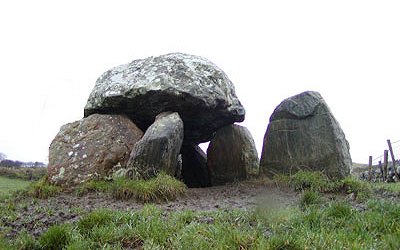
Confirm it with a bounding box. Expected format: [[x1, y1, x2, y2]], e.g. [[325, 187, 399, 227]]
[[3, 181, 399, 239], [1, 182, 299, 238]]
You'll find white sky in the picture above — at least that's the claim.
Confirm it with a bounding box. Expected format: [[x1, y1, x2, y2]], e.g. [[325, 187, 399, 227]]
[[1, 0, 399, 164]]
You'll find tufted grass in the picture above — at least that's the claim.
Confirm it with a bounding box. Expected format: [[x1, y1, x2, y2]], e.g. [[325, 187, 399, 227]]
[[112, 172, 187, 202], [341, 176, 373, 201], [299, 190, 322, 209], [1, 170, 400, 249], [8, 172, 187, 203], [1, 198, 399, 249], [26, 175, 62, 199], [290, 170, 328, 191], [372, 182, 400, 194], [78, 172, 187, 203], [39, 224, 72, 250], [273, 170, 373, 202]]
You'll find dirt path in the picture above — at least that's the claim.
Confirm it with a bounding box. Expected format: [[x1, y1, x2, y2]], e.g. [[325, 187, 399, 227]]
[[2, 183, 299, 238]]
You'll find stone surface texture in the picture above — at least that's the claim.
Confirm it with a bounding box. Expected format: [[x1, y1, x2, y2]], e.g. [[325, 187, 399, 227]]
[[84, 52, 245, 143], [48, 114, 143, 186], [260, 91, 352, 179], [127, 112, 184, 179], [180, 144, 210, 188], [207, 124, 259, 186]]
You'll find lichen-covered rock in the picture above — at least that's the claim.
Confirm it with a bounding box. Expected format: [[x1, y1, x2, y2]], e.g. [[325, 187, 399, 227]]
[[84, 52, 245, 143], [127, 112, 184, 179], [180, 144, 210, 188], [207, 124, 259, 186], [48, 114, 143, 186], [260, 91, 352, 179]]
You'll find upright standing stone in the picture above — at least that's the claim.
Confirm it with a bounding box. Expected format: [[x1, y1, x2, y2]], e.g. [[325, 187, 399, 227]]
[[207, 124, 259, 186], [48, 114, 143, 186], [260, 91, 352, 179], [180, 144, 211, 188], [127, 112, 184, 179]]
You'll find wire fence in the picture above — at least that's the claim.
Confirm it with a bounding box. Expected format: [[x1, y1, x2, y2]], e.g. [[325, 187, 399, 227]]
[[371, 139, 400, 166], [363, 139, 400, 182]]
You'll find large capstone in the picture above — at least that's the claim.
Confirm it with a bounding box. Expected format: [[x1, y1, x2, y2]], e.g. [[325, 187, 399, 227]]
[[48, 114, 143, 186], [260, 91, 352, 179], [84, 53, 245, 144], [127, 112, 184, 179], [207, 124, 259, 186]]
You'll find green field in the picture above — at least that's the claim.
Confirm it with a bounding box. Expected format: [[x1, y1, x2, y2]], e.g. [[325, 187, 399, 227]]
[[0, 176, 30, 195]]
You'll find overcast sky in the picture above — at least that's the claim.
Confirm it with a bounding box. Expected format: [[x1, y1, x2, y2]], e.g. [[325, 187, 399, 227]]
[[1, 1, 399, 164]]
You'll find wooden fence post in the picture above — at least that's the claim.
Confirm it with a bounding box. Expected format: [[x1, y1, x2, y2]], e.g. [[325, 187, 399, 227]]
[[387, 139, 400, 180], [378, 161, 383, 182], [368, 156, 373, 181], [384, 150, 389, 181]]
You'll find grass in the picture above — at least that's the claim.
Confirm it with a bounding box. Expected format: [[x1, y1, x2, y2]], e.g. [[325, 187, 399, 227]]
[[78, 172, 187, 203], [0, 176, 31, 196], [299, 190, 322, 209], [26, 176, 62, 199], [0, 199, 399, 249], [1, 170, 400, 249], [342, 176, 373, 201], [39, 224, 71, 250], [0, 172, 60, 200], [273, 170, 373, 201], [290, 170, 328, 191], [372, 182, 400, 194], [1, 171, 186, 202], [111, 173, 187, 202]]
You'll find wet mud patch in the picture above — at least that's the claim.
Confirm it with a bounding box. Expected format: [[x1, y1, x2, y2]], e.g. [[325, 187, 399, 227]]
[[1, 182, 298, 238]]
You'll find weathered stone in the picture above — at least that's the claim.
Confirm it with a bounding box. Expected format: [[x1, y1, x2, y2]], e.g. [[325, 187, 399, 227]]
[[260, 91, 352, 179], [180, 144, 210, 188], [48, 114, 143, 186], [84, 53, 245, 144], [127, 112, 184, 179], [207, 124, 259, 186]]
